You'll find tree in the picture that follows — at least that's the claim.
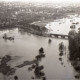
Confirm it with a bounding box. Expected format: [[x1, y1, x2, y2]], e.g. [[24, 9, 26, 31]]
[[0, 55, 16, 80]]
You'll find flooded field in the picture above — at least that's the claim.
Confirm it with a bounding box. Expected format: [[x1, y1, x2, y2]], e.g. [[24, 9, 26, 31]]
[[46, 15, 80, 35], [0, 27, 79, 80]]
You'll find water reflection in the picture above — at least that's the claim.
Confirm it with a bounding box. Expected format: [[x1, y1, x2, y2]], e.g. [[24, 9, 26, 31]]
[[18, 27, 33, 36], [28, 47, 46, 80], [18, 28, 28, 35]]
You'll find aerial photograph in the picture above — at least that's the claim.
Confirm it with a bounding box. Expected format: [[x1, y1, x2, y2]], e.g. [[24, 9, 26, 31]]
[[0, 0, 80, 80]]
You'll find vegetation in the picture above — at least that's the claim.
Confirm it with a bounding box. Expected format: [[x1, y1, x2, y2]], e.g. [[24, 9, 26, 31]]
[[0, 2, 80, 36], [0, 55, 16, 80]]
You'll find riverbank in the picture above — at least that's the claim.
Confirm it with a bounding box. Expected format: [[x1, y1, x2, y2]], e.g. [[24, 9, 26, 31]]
[[0, 14, 80, 38], [18, 23, 48, 37]]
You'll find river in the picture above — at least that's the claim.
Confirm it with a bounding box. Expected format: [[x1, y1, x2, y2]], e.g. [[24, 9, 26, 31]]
[[0, 27, 79, 80]]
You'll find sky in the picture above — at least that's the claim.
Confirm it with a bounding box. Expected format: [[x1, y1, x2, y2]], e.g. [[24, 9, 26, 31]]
[[1, 0, 80, 3]]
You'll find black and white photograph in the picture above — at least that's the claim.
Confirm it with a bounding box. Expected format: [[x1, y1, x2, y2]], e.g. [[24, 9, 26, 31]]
[[0, 0, 80, 80]]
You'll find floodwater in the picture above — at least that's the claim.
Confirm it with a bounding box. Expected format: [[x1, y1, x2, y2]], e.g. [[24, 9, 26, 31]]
[[45, 14, 80, 35], [0, 16, 80, 80]]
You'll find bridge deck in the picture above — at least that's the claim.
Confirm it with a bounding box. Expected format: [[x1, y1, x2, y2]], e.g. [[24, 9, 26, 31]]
[[49, 33, 69, 39]]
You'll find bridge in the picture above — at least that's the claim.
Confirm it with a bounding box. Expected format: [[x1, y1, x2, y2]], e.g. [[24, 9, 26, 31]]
[[49, 33, 69, 39]]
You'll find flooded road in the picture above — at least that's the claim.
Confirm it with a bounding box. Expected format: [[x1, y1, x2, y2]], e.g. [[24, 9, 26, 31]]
[[0, 28, 78, 80]]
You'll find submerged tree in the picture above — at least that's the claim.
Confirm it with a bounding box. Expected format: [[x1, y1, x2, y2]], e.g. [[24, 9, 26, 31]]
[[28, 47, 46, 80], [0, 54, 36, 80], [0, 47, 46, 80], [0, 55, 16, 80]]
